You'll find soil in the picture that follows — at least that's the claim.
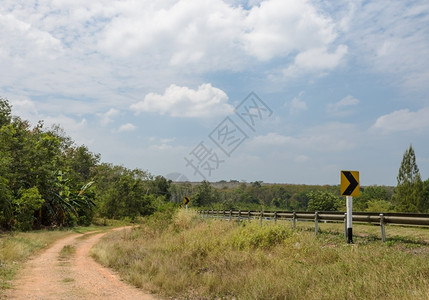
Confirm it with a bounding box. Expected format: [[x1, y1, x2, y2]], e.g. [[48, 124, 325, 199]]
[[2, 227, 158, 300]]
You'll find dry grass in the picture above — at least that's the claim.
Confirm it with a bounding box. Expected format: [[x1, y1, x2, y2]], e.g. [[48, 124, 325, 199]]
[[91, 210, 429, 299], [59, 244, 76, 260]]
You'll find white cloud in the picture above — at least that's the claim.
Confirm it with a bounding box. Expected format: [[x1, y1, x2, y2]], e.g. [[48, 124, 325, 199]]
[[130, 83, 233, 118], [10, 98, 39, 123], [96, 0, 344, 74], [295, 154, 309, 163], [243, 0, 338, 61], [251, 122, 358, 153], [372, 107, 429, 132], [287, 94, 307, 114], [97, 108, 119, 126], [149, 144, 173, 151], [327, 95, 359, 116], [117, 123, 136, 132], [252, 132, 294, 145], [148, 137, 176, 150], [0, 0, 348, 109], [42, 114, 92, 146], [0, 13, 63, 59], [283, 45, 348, 77], [339, 1, 429, 94], [43, 115, 87, 129]]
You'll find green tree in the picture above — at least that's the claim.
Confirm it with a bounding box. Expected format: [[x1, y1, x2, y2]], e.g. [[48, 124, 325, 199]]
[[365, 200, 394, 212], [149, 175, 171, 200], [0, 97, 12, 127], [307, 191, 340, 211], [393, 145, 424, 212], [12, 187, 44, 230], [193, 181, 218, 207], [423, 178, 429, 212], [92, 164, 154, 219], [0, 176, 12, 228], [355, 186, 393, 211]]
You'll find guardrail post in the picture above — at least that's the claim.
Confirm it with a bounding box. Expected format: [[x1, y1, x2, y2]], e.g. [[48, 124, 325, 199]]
[[274, 211, 277, 224], [293, 211, 296, 230], [344, 213, 347, 238], [229, 210, 232, 221], [314, 211, 319, 235], [380, 214, 386, 243], [259, 211, 263, 227], [223, 210, 225, 220], [248, 210, 251, 222], [238, 210, 241, 222]]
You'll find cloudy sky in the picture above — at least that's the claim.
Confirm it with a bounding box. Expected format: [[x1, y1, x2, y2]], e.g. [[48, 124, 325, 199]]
[[1, 0, 429, 185]]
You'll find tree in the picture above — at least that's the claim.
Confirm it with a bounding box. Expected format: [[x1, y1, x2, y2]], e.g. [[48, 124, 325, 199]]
[[423, 178, 429, 212], [393, 145, 424, 212], [149, 176, 171, 200], [365, 200, 394, 212], [92, 164, 155, 219], [307, 191, 340, 211], [12, 187, 44, 230], [193, 181, 218, 207], [355, 186, 393, 211], [0, 97, 12, 128]]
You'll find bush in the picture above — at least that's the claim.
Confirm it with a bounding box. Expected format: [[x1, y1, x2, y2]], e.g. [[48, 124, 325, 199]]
[[230, 222, 292, 249], [12, 187, 44, 231]]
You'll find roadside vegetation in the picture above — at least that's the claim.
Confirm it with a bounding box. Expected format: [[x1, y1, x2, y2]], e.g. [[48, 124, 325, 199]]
[[91, 210, 429, 299], [2, 96, 429, 235], [1, 97, 173, 231]]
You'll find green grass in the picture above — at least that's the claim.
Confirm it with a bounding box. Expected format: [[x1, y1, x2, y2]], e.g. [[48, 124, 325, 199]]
[[91, 210, 429, 299]]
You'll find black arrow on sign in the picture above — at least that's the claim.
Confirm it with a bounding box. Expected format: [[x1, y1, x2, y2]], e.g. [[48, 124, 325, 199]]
[[342, 171, 358, 196]]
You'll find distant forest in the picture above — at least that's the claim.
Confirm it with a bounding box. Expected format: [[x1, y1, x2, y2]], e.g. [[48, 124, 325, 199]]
[[1, 97, 428, 231], [171, 180, 394, 212]]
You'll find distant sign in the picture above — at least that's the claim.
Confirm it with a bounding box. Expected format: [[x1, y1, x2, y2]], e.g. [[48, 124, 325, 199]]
[[341, 171, 360, 197], [183, 196, 190, 205]]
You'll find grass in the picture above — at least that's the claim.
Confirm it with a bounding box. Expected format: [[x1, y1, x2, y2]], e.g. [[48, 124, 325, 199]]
[[91, 210, 429, 299], [58, 244, 76, 260]]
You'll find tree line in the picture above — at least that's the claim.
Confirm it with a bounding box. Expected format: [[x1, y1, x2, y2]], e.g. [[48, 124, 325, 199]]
[[1, 96, 428, 231], [0, 98, 171, 230], [186, 145, 429, 213]]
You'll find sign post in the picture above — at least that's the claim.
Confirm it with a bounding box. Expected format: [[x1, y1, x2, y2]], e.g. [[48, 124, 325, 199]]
[[346, 196, 353, 243], [341, 171, 359, 244]]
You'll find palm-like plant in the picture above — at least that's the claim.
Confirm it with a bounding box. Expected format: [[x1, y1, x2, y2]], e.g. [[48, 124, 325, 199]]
[[44, 171, 95, 226]]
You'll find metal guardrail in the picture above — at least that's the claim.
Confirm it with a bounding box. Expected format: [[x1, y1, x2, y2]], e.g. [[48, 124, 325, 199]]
[[197, 210, 429, 242]]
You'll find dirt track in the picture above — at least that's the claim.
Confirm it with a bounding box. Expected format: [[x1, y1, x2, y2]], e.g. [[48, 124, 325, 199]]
[[2, 227, 157, 300]]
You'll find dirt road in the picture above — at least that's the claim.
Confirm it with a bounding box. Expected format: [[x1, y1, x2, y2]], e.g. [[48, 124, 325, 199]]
[[2, 227, 157, 300]]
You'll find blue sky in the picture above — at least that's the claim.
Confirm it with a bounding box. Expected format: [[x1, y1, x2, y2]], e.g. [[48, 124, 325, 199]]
[[1, 0, 429, 185]]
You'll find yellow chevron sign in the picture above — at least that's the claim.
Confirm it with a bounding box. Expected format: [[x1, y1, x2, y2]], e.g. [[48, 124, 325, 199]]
[[341, 171, 360, 197]]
